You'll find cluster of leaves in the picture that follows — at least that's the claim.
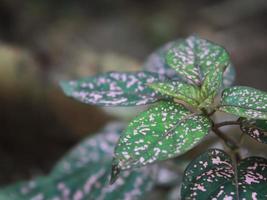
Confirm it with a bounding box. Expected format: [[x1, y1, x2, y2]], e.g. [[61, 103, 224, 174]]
[[59, 36, 267, 199], [2, 36, 267, 199]]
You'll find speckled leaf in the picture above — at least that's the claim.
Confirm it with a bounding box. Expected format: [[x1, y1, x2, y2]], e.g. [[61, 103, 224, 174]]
[[60, 71, 164, 106], [199, 65, 225, 108], [239, 118, 267, 144], [143, 40, 183, 80], [111, 101, 211, 182], [181, 149, 236, 200], [166, 36, 231, 86], [0, 123, 156, 200], [148, 81, 201, 107], [181, 149, 267, 200], [51, 122, 124, 178], [238, 157, 267, 199], [219, 86, 267, 120]]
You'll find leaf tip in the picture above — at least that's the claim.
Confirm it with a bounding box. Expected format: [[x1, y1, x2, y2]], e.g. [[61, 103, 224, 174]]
[[109, 162, 121, 185], [59, 80, 73, 96]]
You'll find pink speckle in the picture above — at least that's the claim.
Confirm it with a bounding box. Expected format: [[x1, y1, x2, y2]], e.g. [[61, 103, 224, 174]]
[[244, 174, 259, 184], [223, 195, 233, 200], [212, 156, 221, 165], [248, 163, 258, 171], [91, 93, 102, 101], [109, 82, 120, 90], [126, 76, 138, 88], [253, 129, 260, 137], [197, 184, 206, 192], [98, 78, 106, 84], [73, 190, 83, 200], [212, 156, 232, 167], [252, 192, 258, 200]]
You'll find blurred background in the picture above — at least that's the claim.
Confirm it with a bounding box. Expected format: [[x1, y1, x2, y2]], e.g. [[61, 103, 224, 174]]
[[0, 0, 267, 187]]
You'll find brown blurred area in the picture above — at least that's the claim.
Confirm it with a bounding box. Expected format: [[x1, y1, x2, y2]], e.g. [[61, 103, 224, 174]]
[[0, 0, 267, 186]]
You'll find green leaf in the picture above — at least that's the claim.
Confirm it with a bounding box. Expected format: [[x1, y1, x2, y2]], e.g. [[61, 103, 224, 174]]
[[149, 81, 201, 107], [166, 36, 231, 86], [149, 66, 225, 109], [0, 123, 156, 200], [111, 101, 211, 182], [143, 40, 183, 80], [238, 157, 267, 199], [199, 65, 225, 108], [60, 71, 164, 106], [181, 149, 267, 200], [148, 66, 225, 109], [239, 118, 267, 144], [219, 86, 267, 120]]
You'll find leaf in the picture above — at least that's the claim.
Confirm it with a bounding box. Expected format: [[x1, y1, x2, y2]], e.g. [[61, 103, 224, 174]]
[[166, 35, 231, 86], [0, 123, 156, 200], [198, 65, 225, 108], [181, 149, 235, 199], [149, 66, 225, 109], [239, 118, 267, 144], [238, 157, 267, 199], [111, 101, 211, 182], [60, 71, 164, 106], [181, 149, 267, 200], [148, 81, 201, 107], [219, 86, 267, 120], [51, 122, 125, 177], [143, 40, 183, 80]]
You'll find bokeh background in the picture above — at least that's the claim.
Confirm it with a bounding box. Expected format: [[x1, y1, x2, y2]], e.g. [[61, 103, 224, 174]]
[[0, 0, 267, 187]]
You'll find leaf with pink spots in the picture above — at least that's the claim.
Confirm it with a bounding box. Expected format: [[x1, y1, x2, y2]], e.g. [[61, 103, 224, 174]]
[[0, 123, 156, 200], [60, 71, 165, 106], [181, 149, 267, 200], [148, 81, 201, 107], [111, 101, 211, 183], [238, 157, 267, 199], [143, 40, 184, 80], [239, 118, 267, 144], [166, 36, 234, 87], [219, 86, 267, 120], [198, 65, 225, 108]]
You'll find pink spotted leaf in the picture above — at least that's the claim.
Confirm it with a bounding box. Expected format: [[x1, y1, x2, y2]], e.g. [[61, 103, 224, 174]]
[[239, 118, 267, 144], [166, 36, 233, 87], [111, 101, 211, 183], [181, 149, 267, 200], [219, 86, 267, 120], [60, 71, 165, 106]]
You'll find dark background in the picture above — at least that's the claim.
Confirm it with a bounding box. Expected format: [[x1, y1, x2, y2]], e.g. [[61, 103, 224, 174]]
[[0, 0, 267, 186]]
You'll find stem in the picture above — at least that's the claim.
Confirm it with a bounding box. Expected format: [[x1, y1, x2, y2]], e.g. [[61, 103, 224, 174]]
[[207, 109, 216, 117], [212, 127, 240, 151], [213, 121, 241, 129], [201, 108, 209, 116], [231, 151, 240, 200]]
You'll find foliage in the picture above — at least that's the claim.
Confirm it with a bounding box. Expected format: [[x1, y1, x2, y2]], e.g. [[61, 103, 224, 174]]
[[111, 101, 211, 183], [59, 35, 267, 199], [239, 118, 267, 144], [181, 149, 267, 199], [219, 86, 267, 119], [0, 123, 156, 200], [1, 35, 266, 199]]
